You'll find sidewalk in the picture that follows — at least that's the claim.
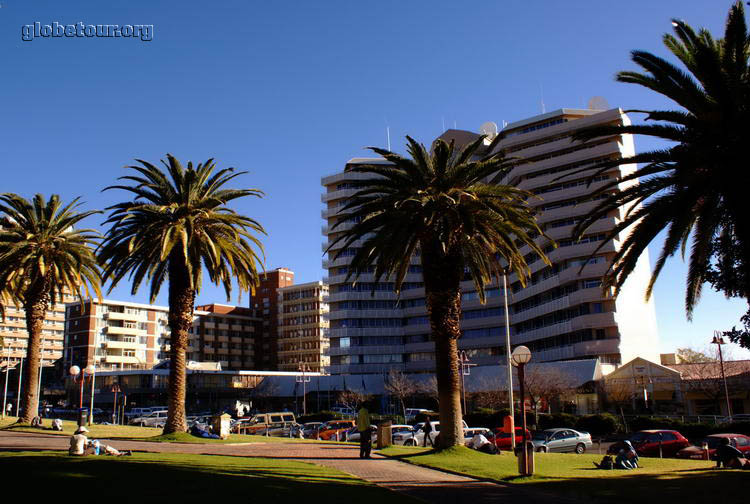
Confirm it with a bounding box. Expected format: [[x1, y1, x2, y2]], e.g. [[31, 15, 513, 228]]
[[0, 430, 570, 504]]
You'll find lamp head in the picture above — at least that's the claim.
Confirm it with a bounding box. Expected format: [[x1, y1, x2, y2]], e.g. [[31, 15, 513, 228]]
[[85, 364, 96, 375], [511, 345, 532, 366], [69, 365, 81, 376]]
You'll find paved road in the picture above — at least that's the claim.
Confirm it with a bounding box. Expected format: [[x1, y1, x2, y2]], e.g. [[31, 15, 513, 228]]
[[0, 430, 576, 504]]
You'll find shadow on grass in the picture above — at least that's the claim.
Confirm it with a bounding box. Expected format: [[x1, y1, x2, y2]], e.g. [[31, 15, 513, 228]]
[[514, 469, 747, 504], [0, 451, 417, 503]]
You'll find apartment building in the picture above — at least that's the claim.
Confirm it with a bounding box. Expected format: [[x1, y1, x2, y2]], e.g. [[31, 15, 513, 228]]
[[277, 281, 330, 372], [0, 292, 74, 367], [321, 107, 659, 375], [64, 299, 260, 371], [249, 268, 294, 370]]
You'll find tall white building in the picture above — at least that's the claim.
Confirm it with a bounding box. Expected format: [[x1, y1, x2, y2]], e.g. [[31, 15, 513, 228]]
[[321, 107, 660, 374]]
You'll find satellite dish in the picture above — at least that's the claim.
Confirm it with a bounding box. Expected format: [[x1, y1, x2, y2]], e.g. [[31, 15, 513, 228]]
[[588, 96, 610, 111], [479, 121, 498, 138]]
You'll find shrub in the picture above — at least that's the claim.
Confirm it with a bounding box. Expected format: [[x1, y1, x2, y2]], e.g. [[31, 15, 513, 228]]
[[538, 412, 576, 430], [575, 413, 622, 436]]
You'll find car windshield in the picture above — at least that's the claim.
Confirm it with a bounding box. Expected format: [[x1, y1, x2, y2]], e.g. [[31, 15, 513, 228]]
[[533, 431, 548, 441], [629, 432, 649, 443], [705, 437, 723, 449]]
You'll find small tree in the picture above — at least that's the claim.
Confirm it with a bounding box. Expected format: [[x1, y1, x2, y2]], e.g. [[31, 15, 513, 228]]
[[676, 347, 714, 363], [337, 389, 369, 413], [472, 376, 507, 411], [384, 369, 416, 420], [522, 367, 575, 426], [419, 375, 441, 410]]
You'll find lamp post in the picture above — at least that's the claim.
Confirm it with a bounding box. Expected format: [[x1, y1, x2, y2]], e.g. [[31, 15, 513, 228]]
[[296, 362, 311, 415], [458, 350, 476, 416], [88, 364, 97, 425], [511, 345, 532, 476], [69, 364, 95, 410], [2, 343, 9, 418], [111, 384, 121, 424], [15, 356, 23, 417], [502, 270, 516, 449], [711, 332, 732, 422]]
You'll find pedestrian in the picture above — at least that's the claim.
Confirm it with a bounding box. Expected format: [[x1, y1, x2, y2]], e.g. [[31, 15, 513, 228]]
[[6, 403, 12, 416], [357, 404, 372, 459], [423, 421, 434, 447], [715, 437, 746, 469]]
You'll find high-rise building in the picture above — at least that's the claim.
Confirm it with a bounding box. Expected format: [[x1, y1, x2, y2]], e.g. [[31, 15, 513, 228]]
[[277, 281, 330, 372], [322, 107, 659, 374], [249, 268, 294, 370], [0, 292, 73, 367], [64, 299, 259, 371]]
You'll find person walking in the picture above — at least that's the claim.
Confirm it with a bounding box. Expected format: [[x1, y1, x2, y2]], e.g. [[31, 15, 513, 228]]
[[423, 421, 434, 447], [357, 404, 372, 459]]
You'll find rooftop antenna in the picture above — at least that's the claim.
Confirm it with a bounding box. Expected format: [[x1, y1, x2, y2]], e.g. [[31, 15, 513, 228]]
[[442, 117, 446, 132], [540, 83, 546, 114], [454, 120, 457, 129], [386, 126, 391, 151]]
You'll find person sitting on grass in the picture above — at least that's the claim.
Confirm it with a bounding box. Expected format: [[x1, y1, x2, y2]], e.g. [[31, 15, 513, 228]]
[[614, 442, 639, 470], [69, 426, 94, 456], [715, 437, 746, 469]]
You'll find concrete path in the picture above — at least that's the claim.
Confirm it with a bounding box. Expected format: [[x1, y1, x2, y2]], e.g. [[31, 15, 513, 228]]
[[0, 430, 575, 504]]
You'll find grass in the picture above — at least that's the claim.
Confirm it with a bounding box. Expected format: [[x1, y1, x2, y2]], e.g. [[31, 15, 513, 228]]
[[0, 450, 417, 503], [380, 445, 747, 503]]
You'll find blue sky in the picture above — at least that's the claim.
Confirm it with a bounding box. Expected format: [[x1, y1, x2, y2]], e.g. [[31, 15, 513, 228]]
[[2, 1, 747, 357]]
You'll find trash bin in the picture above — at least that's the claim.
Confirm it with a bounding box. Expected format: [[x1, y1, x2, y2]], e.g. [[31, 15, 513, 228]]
[[377, 421, 392, 449], [516, 441, 535, 475], [211, 413, 232, 439], [77, 408, 88, 427]]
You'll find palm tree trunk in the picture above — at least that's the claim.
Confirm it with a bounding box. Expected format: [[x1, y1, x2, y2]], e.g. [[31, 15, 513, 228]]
[[19, 284, 50, 424], [422, 242, 463, 448], [164, 253, 195, 434]]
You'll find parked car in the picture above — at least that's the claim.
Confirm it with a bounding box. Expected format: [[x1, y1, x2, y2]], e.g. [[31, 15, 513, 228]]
[[531, 428, 593, 454], [234, 412, 296, 435], [463, 428, 492, 446], [300, 422, 325, 439], [125, 407, 155, 420], [389, 424, 414, 443], [719, 414, 750, 423], [399, 420, 468, 446], [129, 410, 168, 428], [676, 433, 750, 460], [493, 427, 532, 451], [330, 406, 356, 417], [404, 408, 430, 422], [608, 430, 690, 458], [318, 420, 356, 440], [345, 425, 377, 442]]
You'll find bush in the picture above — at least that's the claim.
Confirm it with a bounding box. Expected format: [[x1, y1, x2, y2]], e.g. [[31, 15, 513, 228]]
[[575, 413, 622, 436], [538, 412, 576, 430]]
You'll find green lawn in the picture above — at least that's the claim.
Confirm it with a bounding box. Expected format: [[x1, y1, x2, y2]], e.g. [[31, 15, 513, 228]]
[[380, 445, 747, 503], [0, 450, 416, 503], [0, 416, 349, 444]]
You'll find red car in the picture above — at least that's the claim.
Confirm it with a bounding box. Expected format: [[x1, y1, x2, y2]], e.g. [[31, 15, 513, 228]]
[[608, 430, 690, 458], [676, 433, 750, 460], [493, 427, 532, 451]]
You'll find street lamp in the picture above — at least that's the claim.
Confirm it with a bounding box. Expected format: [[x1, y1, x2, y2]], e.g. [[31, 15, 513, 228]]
[[511, 345, 532, 476], [69, 364, 95, 410], [500, 269, 516, 449], [458, 350, 476, 416], [296, 362, 311, 415], [111, 384, 121, 425], [711, 331, 732, 421]]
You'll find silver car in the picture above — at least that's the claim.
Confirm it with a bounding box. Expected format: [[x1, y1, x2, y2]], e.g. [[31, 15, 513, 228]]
[[531, 428, 592, 454]]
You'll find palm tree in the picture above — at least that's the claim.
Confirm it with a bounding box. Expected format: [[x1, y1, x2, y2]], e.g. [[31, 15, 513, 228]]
[[98, 154, 266, 434], [0, 194, 101, 424], [567, 1, 750, 318], [327, 136, 550, 447]]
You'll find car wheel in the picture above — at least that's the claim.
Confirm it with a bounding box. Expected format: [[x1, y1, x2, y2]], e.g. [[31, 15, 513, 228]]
[[405, 439, 415, 446], [575, 443, 585, 454], [139, 422, 145, 427], [537, 446, 547, 453]]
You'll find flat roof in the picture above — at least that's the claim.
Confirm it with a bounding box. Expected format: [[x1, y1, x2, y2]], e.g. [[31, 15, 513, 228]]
[[503, 108, 604, 132]]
